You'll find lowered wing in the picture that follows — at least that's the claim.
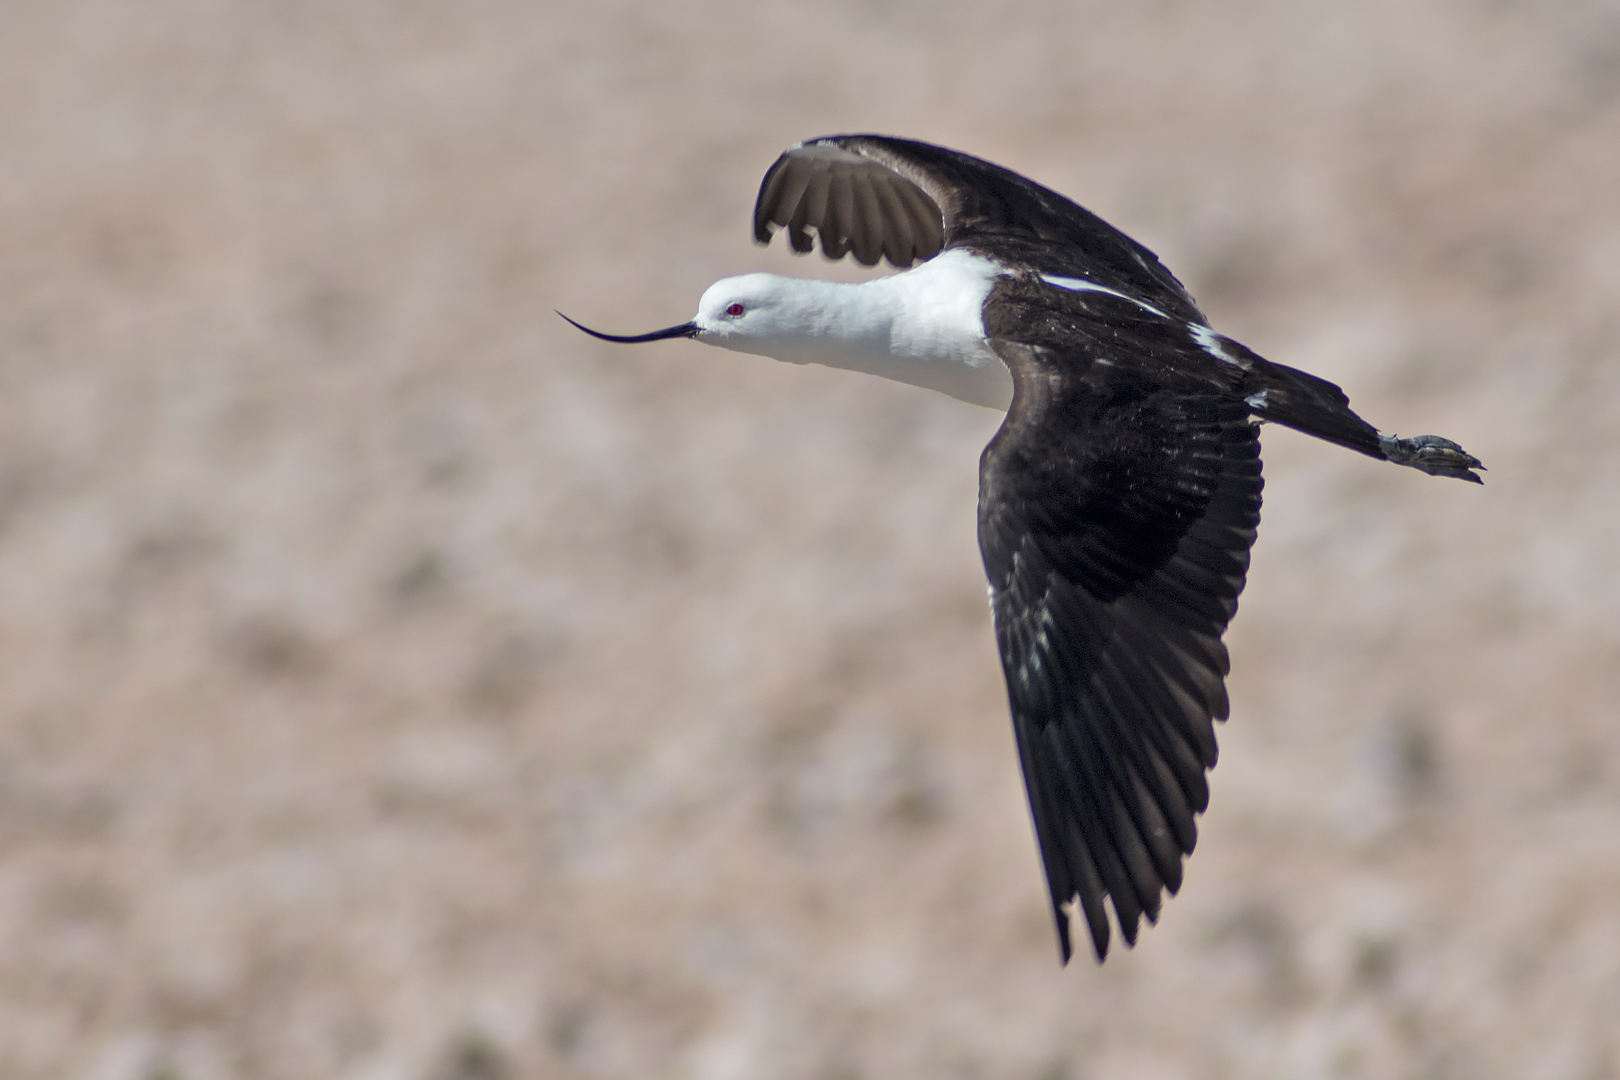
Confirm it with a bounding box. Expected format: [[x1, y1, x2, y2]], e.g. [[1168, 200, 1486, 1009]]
[[979, 333, 1263, 963]]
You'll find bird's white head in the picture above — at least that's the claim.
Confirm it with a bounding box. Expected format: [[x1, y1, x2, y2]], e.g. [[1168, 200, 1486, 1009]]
[[559, 272, 863, 364], [692, 273, 839, 356]]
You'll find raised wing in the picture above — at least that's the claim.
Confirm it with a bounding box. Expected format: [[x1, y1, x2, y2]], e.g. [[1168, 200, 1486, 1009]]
[[753, 135, 1205, 321], [752, 142, 946, 267], [979, 336, 1263, 963]]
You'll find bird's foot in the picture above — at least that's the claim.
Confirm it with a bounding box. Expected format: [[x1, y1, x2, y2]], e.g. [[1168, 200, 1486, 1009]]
[[1379, 434, 1485, 483]]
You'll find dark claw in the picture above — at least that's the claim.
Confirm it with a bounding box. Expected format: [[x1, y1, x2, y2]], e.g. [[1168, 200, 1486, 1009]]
[[1379, 434, 1485, 483]]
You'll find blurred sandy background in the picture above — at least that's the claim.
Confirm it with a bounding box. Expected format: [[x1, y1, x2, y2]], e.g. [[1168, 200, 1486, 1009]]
[[2, 1, 1618, 1077]]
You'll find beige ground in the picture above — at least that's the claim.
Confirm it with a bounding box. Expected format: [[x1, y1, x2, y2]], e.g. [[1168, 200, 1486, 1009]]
[[2, 1, 1618, 1077]]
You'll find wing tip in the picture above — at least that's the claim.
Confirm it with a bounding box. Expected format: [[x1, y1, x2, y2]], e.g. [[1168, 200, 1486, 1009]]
[[1053, 895, 1114, 966]]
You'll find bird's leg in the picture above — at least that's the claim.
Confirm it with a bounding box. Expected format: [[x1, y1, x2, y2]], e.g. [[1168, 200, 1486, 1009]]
[[1377, 434, 1485, 483]]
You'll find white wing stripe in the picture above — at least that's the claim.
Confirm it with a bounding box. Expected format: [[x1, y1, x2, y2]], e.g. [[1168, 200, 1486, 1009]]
[[1189, 323, 1251, 369], [1040, 274, 1170, 319]]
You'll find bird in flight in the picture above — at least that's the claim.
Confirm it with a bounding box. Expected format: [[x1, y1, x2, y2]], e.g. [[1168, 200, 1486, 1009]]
[[562, 135, 1482, 964]]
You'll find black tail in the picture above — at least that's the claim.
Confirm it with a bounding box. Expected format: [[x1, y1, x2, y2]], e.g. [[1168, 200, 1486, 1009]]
[[1228, 345, 1483, 484]]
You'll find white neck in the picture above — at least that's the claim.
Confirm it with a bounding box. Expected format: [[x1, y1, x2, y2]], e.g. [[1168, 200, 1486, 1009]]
[[708, 250, 1013, 410]]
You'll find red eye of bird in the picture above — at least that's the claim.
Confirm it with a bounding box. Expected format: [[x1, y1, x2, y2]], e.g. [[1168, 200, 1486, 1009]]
[[726, 303, 745, 317]]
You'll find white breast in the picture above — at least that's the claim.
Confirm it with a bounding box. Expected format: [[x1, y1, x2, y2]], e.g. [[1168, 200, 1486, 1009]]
[[873, 249, 1012, 410]]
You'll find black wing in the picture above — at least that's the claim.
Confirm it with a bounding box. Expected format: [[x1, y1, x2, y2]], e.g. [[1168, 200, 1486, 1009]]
[[979, 335, 1263, 964], [752, 135, 1206, 323], [752, 140, 946, 268]]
